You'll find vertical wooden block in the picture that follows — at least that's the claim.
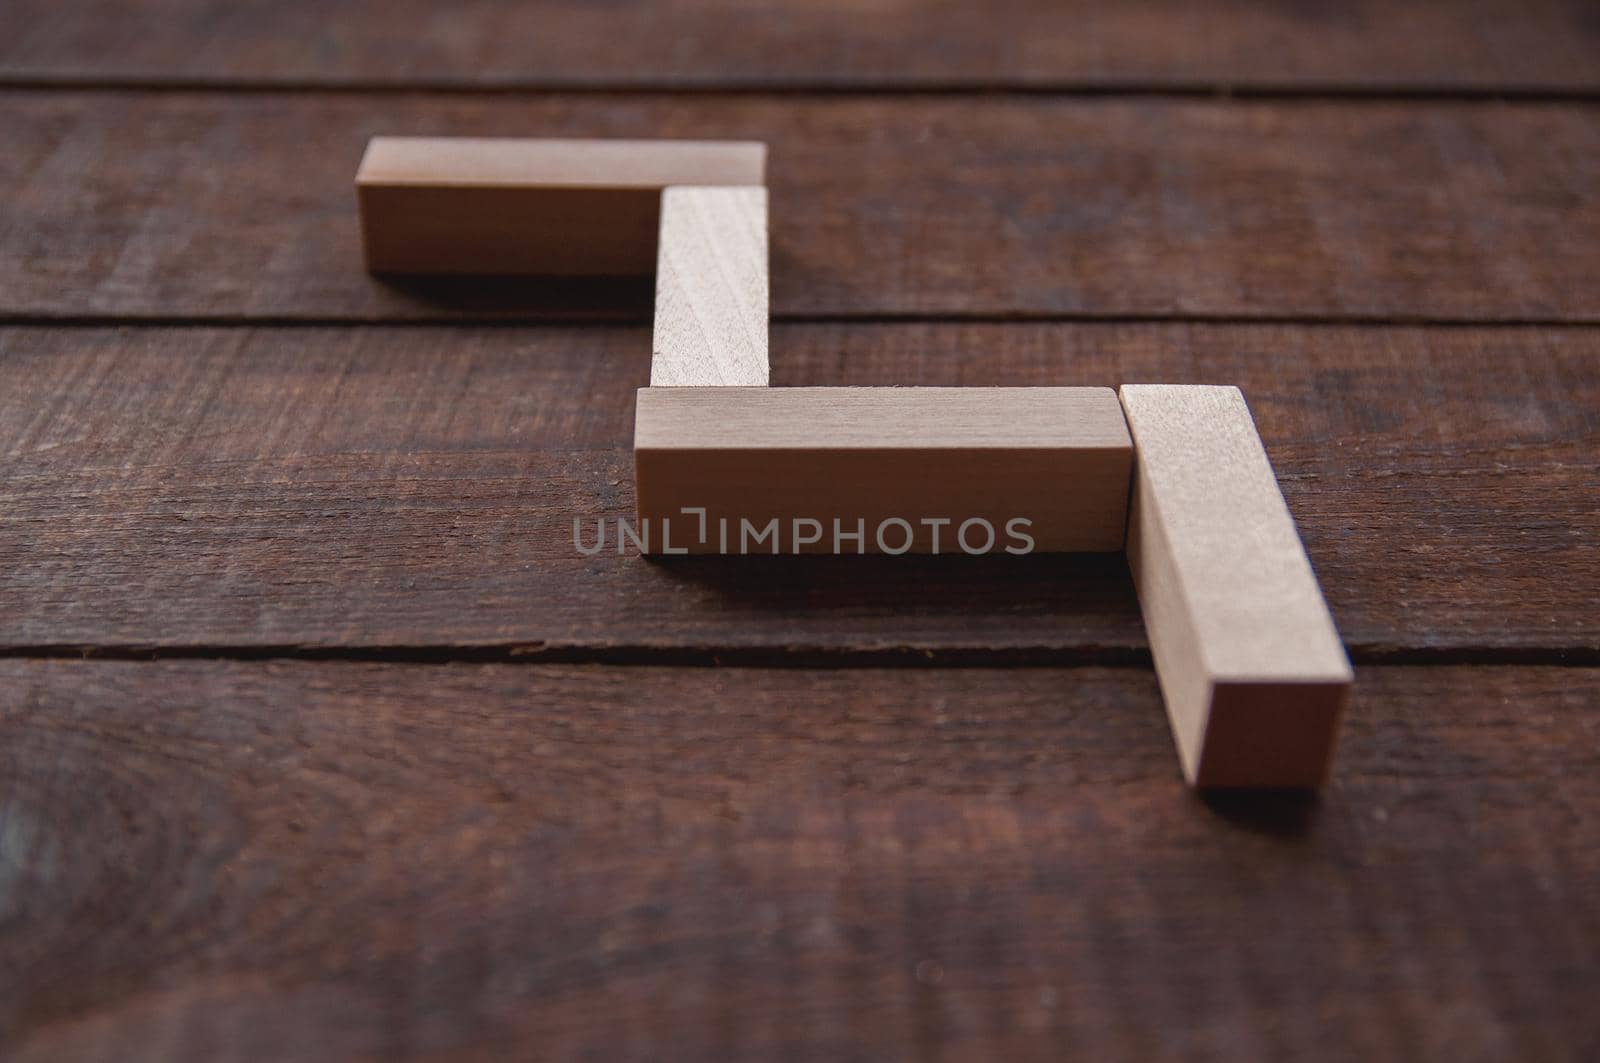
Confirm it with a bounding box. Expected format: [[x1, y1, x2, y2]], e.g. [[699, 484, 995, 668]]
[[356, 137, 766, 275], [634, 386, 1132, 554], [1119, 385, 1352, 789], [650, 187, 770, 386]]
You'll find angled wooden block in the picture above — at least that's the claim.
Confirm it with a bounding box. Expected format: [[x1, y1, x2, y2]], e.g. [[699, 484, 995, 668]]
[[651, 187, 769, 386], [634, 387, 1132, 555], [356, 137, 766, 275], [1119, 385, 1353, 789]]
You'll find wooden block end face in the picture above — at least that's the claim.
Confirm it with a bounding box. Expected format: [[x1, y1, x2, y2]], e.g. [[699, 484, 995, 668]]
[[1190, 680, 1351, 789], [634, 387, 1132, 555], [1119, 384, 1352, 789], [356, 137, 767, 276]]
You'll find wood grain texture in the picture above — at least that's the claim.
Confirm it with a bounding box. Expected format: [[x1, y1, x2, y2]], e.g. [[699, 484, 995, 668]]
[[1120, 386, 1352, 788], [633, 387, 1130, 553], [651, 187, 770, 386], [1, 0, 1596, 92], [357, 138, 766, 275], [5, 5, 1595, 1059], [1, 322, 1593, 656], [0, 659, 1595, 1060], [3, 93, 1598, 320]]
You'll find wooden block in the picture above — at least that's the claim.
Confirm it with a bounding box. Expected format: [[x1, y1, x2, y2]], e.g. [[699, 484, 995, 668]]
[[634, 387, 1132, 555], [651, 187, 769, 386], [1119, 385, 1353, 789], [356, 137, 766, 275]]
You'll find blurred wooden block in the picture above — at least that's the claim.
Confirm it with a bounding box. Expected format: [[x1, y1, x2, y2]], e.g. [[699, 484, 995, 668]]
[[651, 187, 769, 386], [356, 137, 766, 275], [1119, 385, 1352, 789], [634, 386, 1132, 554]]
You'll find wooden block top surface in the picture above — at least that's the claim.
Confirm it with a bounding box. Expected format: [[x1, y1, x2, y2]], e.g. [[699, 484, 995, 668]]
[[1119, 384, 1351, 686], [635, 387, 1133, 451], [356, 137, 767, 189], [651, 187, 769, 387]]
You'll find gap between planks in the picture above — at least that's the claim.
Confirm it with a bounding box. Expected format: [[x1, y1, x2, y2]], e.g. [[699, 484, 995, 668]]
[[0, 644, 1593, 668], [3, 78, 1600, 102], [5, 313, 1600, 329]]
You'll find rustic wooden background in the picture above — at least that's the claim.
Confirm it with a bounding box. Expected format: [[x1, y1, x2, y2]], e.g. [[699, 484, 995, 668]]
[[2, 2, 1597, 1059]]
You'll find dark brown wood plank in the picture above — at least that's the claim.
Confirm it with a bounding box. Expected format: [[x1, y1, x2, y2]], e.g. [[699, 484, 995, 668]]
[[3, 322, 1594, 656], [3, 0, 1597, 93], [0, 660, 1595, 1059], [3, 93, 1598, 321]]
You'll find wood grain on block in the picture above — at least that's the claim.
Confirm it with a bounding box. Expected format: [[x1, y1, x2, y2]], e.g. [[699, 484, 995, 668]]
[[651, 187, 769, 386], [356, 137, 766, 275], [634, 387, 1132, 555], [1120, 385, 1352, 789]]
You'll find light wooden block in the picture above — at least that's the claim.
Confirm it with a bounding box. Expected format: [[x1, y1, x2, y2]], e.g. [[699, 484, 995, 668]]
[[356, 137, 766, 275], [1119, 385, 1353, 789], [651, 187, 769, 386], [634, 387, 1132, 555]]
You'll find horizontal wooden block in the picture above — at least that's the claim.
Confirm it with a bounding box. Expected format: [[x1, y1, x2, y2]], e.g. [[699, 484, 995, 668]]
[[356, 137, 767, 275], [651, 187, 769, 386], [634, 387, 1132, 555], [1119, 385, 1353, 789]]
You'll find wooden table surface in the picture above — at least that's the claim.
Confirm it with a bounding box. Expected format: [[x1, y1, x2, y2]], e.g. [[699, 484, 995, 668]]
[[2, 3, 1597, 1060]]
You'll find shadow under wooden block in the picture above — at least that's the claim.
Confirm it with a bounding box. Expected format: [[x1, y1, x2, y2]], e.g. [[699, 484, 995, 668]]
[[1120, 384, 1352, 789], [634, 386, 1133, 555], [357, 137, 766, 275]]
